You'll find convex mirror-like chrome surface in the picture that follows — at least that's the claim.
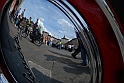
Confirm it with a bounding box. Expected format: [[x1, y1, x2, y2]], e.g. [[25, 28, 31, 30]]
[[0, 0, 102, 83]]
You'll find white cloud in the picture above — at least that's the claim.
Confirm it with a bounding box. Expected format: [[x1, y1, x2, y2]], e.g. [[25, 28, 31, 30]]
[[58, 30, 67, 34], [57, 19, 74, 31], [59, 30, 63, 33], [40, 6, 48, 11], [63, 31, 67, 33], [57, 19, 76, 39], [21, 0, 75, 39], [38, 19, 52, 36]]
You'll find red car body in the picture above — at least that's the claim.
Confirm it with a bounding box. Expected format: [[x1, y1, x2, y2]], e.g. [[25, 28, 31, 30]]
[[0, 1, 16, 83], [0, 0, 6, 10], [0, 0, 123, 83], [68, 0, 123, 83]]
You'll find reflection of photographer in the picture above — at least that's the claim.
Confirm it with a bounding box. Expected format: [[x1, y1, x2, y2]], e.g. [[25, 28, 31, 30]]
[[71, 31, 87, 66]]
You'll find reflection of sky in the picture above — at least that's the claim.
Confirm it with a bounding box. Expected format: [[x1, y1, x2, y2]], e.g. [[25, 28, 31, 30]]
[[20, 0, 76, 39]]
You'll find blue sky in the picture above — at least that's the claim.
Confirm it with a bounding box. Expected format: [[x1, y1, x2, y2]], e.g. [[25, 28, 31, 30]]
[[20, 0, 76, 39]]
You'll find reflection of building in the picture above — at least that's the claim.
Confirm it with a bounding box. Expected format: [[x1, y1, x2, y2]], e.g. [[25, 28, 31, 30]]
[[61, 35, 69, 44], [64, 38, 79, 49], [52, 35, 69, 47], [9, 0, 24, 13], [52, 37, 58, 45], [18, 0, 24, 6], [43, 31, 49, 37], [15, 0, 24, 8], [9, 0, 17, 13]]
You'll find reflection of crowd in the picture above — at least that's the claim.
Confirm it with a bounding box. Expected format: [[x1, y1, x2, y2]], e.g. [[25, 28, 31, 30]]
[[9, 7, 76, 51], [9, 6, 87, 66], [49, 36, 53, 47], [57, 40, 62, 49], [45, 35, 48, 46], [9, 7, 43, 43]]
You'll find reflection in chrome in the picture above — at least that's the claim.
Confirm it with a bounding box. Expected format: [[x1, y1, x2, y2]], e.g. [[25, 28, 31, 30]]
[[96, 0, 124, 63], [0, 0, 36, 82], [0, 73, 9, 83], [0, 0, 18, 83], [49, 0, 102, 83], [14, 36, 36, 83]]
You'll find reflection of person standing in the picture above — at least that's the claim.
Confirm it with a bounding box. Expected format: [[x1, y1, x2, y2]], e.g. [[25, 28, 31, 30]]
[[49, 36, 53, 47], [42, 31, 45, 44], [10, 7, 16, 21], [15, 8, 21, 24], [33, 19, 39, 35], [45, 35, 48, 46], [58, 40, 62, 49], [16, 14, 23, 29], [25, 17, 32, 35], [21, 9, 26, 17]]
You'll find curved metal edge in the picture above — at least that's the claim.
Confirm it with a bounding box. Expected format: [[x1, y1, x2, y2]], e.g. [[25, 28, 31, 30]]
[[0, 74, 9, 83], [96, 0, 124, 64], [60, 1, 102, 83], [48, 0, 102, 83], [0, 0, 18, 82]]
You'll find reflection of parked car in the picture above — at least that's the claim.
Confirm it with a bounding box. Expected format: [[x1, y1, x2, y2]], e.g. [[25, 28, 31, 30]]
[[61, 45, 64, 49]]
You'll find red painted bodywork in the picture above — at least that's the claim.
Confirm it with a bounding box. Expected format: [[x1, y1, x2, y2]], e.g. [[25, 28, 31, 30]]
[[0, 0, 6, 10], [0, 0, 123, 83], [0, 0, 15, 83], [106, 0, 124, 35], [68, 0, 123, 83]]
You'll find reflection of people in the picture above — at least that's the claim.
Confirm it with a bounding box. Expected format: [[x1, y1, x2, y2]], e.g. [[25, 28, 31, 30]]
[[33, 19, 39, 35], [21, 9, 26, 17], [49, 36, 53, 47], [71, 31, 87, 66], [42, 31, 45, 44], [45, 35, 48, 46], [58, 40, 62, 49], [16, 14, 23, 29], [35, 25, 41, 38], [10, 7, 16, 22], [15, 8, 21, 24], [26, 17, 32, 27], [25, 17, 32, 35], [38, 26, 42, 35]]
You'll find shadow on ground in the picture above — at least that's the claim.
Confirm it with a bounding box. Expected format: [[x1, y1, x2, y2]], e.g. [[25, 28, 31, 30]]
[[31, 67, 64, 83]]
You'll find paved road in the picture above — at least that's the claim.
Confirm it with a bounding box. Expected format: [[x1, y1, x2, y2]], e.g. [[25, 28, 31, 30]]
[[2, 10, 91, 83], [19, 34, 91, 83]]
